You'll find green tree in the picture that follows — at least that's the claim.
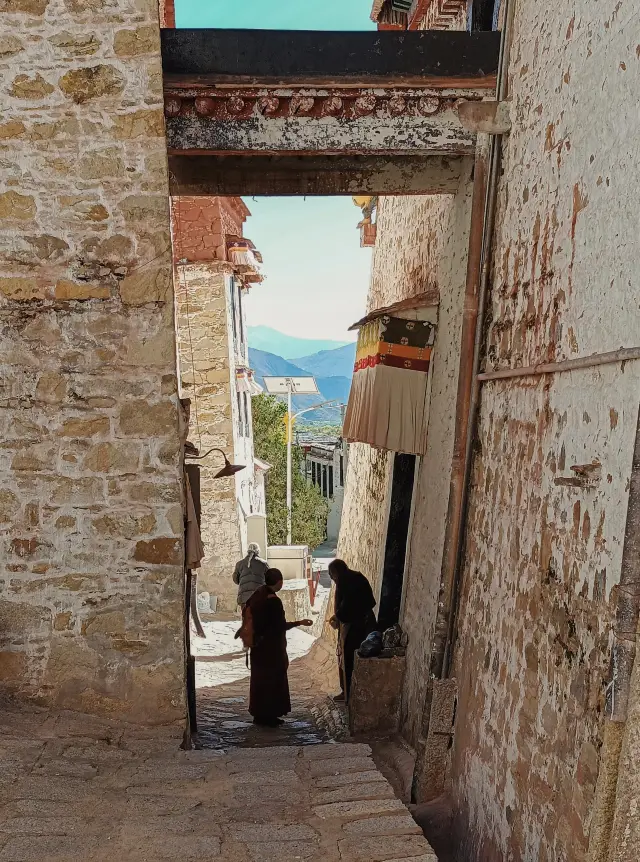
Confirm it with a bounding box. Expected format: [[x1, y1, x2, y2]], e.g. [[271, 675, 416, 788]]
[[252, 394, 328, 548]]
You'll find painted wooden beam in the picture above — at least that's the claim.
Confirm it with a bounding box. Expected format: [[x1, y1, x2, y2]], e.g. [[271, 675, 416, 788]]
[[161, 29, 500, 89], [168, 154, 472, 196], [164, 89, 478, 156]]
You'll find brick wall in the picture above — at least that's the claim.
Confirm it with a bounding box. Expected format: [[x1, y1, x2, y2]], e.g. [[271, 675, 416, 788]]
[[0, 0, 184, 722]]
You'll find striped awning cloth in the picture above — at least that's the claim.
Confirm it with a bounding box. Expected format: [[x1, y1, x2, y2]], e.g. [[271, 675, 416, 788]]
[[343, 314, 436, 455], [236, 368, 263, 396]]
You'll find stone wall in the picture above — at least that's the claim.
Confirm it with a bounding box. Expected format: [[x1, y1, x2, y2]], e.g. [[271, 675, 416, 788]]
[[175, 262, 242, 611], [172, 196, 257, 612], [337, 442, 391, 596], [0, 0, 184, 722], [448, 1, 640, 860]]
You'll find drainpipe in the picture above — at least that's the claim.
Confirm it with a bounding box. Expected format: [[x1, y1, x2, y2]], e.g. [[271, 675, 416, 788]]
[[441, 0, 518, 678], [608, 403, 640, 722]]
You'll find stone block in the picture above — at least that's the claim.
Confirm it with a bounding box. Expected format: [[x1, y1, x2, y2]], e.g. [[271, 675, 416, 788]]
[[230, 824, 318, 842], [349, 654, 406, 736], [83, 442, 140, 474], [92, 509, 156, 538], [60, 416, 110, 437], [428, 678, 457, 734], [119, 267, 172, 305], [133, 538, 182, 566], [338, 834, 433, 861], [113, 25, 159, 57], [246, 843, 316, 862], [54, 279, 110, 300], [9, 73, 54, 99], [313, 770, 385, 789], [0, 277, 42, 300], [303, 743, 372, 760], [58, 65, 125, 103], [313, 783, 395, 805], [342, 814, 422, 836], [0, 0, 49, 12], [314, 798, 406, 819], [35, 372, 67, 403], [48, 31, 99, 56], [0, 191, 36, 221], [119, 400, 177, 436], [0, 121, 26, 139], [307, 757, 375, 778], [113, 109, 164, 139]]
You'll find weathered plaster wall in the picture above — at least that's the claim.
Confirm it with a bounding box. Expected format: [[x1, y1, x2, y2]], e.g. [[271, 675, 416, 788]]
[[0, 0, 184, 722], [449, 2, 640, 860], [337, 442, 391, 594], [339, 181, 472, 748]]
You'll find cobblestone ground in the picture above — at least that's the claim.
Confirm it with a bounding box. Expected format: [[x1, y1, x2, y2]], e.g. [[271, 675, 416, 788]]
[[193, 613, 345, 749], [0, 701, 438, 862]]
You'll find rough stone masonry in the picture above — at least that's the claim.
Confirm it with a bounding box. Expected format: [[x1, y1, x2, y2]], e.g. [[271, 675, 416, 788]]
[[0, 0, 184, 723]]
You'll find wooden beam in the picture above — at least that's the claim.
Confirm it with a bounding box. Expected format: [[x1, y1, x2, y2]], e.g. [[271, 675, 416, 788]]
[[161, 29, 500, 89], [167, 154, 472, 196]]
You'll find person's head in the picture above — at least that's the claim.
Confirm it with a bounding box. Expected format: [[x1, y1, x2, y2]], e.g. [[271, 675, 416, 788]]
[[265, 568, 284, 592], [247, 542, 260, 559], [328, 559, 350, 584]]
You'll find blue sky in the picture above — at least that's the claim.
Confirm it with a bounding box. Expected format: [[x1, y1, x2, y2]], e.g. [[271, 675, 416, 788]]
[[243, 198, 372, 342], [176, 0, 376, 30], [174, 0, 375, 341]]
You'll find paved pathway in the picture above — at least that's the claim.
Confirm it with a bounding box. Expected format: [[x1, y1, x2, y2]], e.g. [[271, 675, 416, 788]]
[[0, 703, 437, 862]]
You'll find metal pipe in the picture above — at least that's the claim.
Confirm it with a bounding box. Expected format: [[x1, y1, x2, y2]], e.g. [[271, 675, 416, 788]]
[[286, 386, 293, 545], [442, 0, 517, 678], [477, 347, 640, 382], [608, 403, 640, 722]]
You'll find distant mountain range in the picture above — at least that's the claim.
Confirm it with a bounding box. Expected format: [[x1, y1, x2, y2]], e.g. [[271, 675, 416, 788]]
[[249, 345, 353, 423], [248, 325, 351, 360], [295, 342, 356, 379]]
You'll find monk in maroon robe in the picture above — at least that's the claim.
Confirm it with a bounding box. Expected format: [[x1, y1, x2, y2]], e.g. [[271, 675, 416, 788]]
[[247, 568, 312, 727]]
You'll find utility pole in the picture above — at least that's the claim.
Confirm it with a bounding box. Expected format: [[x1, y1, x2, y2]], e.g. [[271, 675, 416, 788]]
[[286, 384, 293, 546]]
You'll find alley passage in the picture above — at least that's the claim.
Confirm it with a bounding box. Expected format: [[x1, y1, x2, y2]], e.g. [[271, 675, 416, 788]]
[[0, 703, 438, 862]]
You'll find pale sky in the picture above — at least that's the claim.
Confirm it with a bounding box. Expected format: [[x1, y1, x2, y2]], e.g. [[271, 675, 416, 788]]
[[175, 1, 376, 341], [243, 198, 372, 342], [176, 0, 376, 30]]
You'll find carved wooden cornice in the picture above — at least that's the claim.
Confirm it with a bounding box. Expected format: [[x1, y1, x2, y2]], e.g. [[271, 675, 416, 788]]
[[164, 88, 464, 122]]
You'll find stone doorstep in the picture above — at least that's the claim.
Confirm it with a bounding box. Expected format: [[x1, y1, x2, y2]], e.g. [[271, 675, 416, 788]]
[[313, 782, 396, 804], [313, 798, 407, 820], [245, 842, 317, 862], [341, 814, 423, 837], [313, 770, 387, 788], [301, 743, 372, 760], [230, 824, 318, 843], [338, 834, 435, 861], [307, 757, 376, 778]]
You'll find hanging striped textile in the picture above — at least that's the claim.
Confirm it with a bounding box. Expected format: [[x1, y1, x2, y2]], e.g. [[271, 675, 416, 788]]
[[343, 315, 436, 455]]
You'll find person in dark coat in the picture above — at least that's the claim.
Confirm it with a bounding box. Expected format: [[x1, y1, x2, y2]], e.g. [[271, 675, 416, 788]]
[[247, 568, 312, 727], [328, 559, 377, 702]]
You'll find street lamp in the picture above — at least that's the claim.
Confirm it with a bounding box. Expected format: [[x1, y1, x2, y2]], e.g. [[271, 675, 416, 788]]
[[184, 446, 245, 479]]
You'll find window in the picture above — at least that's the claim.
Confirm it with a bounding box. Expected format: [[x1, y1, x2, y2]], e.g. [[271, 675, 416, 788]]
[[339, 455, 344, 487], [322, 465, 328, 498], [243, 392, 250, 435], [328, 465, 334, 498], [469, 0, 500, 31], [230, 277, 238, 343], [237, 390, 244, 436], [238, 286, 245, 349]]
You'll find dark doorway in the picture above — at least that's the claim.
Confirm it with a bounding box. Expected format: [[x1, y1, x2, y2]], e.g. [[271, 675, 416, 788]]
[[378, 453, 416, 632]]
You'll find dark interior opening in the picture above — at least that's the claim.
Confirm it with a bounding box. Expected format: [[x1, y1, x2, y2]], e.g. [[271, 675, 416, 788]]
[[378, 453, 416, 632]]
